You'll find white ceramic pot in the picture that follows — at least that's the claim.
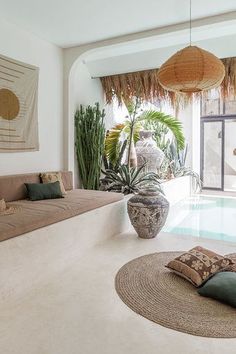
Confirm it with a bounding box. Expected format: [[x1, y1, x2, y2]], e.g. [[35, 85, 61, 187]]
[[136, 130, 164, 173]]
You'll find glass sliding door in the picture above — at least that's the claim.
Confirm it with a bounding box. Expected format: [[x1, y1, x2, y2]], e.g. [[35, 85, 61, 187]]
[[224, 120, 236, 191], [201, 120, 224, 190]]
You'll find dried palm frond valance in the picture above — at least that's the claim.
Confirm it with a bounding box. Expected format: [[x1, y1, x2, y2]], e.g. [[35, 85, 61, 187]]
[[221, 57, 236, 99], [100, 57, 236, 108], [100, 69, 168, 105]]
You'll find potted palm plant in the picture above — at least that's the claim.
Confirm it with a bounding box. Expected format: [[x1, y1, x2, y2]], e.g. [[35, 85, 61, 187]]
[[105, 97, 185, 171], [101, 98, 179, 238]]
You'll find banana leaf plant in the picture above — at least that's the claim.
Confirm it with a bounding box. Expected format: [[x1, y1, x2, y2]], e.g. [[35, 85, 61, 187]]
[[105, 97, 185, 168], [100, 163, 162, 195]]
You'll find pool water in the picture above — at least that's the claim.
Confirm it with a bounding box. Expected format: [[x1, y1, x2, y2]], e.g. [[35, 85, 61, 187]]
[[163, 195, 236, 242]]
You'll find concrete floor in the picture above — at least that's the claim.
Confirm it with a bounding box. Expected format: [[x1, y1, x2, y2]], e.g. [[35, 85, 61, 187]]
[[1, 230, 236, 354]]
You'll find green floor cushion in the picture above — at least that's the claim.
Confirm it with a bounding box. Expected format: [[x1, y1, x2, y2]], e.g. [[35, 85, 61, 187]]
[[198, 272, 236, 308], [25, 181, 63, 201]]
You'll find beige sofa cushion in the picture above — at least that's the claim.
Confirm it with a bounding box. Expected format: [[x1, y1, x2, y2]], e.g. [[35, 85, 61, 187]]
[[0, 189, 124, 242], [0, 171, 73, 202], [40, 172, 66, 195]]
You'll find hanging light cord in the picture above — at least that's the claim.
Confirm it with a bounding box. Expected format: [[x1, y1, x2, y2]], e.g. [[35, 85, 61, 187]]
[[189, 0, 192, 46]]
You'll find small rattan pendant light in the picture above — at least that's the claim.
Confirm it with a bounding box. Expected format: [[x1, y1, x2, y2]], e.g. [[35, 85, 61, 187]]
[[157, 0, 225, 93]]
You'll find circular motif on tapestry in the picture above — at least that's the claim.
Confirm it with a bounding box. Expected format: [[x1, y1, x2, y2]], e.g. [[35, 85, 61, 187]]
[[0, 88, 20, 120]]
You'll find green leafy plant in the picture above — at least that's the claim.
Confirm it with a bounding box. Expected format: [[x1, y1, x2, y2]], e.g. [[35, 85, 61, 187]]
[[139, 110, 185, 150], [105, 98, 185, 167], [103, 139, 128, 172], [167, 141, 188, 171], [174, 167, 202, 192], [158, 141, 202, 192], [142, 119, 171, 153], [75, 103, 105, 190], [100, 163, 162, 195]]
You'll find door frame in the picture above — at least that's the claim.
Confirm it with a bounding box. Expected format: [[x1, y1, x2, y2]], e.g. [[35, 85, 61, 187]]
[[200, 117, 225, 191], [200, 115, 236, 191]]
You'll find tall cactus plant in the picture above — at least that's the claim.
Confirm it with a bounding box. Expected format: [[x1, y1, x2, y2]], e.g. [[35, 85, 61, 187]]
[[75, 103, 105, 190]]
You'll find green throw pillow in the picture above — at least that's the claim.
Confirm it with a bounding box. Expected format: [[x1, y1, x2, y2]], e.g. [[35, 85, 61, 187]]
[[25, 181, 63, 201], [198, 272, 236, 308]]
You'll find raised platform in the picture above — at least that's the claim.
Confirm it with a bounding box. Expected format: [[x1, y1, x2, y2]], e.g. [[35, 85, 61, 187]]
[[0, 198, 130, 301], [0, 189, 124, 242], [161, 175, 192, 205], [0, 176, 191, 302]]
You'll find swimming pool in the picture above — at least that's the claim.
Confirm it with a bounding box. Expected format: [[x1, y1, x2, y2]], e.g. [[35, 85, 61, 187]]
[[163, 195, 236, 242]]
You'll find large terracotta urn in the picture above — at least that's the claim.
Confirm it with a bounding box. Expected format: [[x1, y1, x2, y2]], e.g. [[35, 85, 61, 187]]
[[136, 130, 164, 173], [127, 187, 169, 239]]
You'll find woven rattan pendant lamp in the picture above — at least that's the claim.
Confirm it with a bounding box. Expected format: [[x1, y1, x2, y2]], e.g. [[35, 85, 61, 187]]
[[157, 0, 225, 93]]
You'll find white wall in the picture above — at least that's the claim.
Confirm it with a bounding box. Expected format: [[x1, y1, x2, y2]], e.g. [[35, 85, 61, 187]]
[[69, 61, 106, 187], [85, 34, 236, 78], [177, 105, 195, 169], [64, 15, 236, 181], [0, 19, 63, 176], [72, 62, 103, 110], [71, 60, 114, 133]]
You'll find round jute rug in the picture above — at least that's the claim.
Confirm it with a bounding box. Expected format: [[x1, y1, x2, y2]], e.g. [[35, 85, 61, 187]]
[[115, 252, 236, 338]]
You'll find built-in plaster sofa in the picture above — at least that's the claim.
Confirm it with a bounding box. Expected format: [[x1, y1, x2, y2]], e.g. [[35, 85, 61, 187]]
[[0, 171, 124, 242], [0, 171, 130, 303], [0, 172, 191, 302]]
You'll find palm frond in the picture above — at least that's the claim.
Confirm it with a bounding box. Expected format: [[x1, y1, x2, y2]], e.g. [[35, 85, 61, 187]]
[[138, 110, 185, 150], [114, 139, 127, 171], [105, 124, 125, 165]]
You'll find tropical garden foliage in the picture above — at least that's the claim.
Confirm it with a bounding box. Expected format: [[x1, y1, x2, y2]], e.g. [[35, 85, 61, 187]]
[[100, 163, 162, 195], [75, 99, 202, 194], [104, 97, 185, 168], [157, 142, 202, 192]]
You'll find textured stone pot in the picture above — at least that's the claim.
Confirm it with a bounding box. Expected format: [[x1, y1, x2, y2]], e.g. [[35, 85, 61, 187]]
[[136, 130, 164, 173], [127, 187, 169, 239]]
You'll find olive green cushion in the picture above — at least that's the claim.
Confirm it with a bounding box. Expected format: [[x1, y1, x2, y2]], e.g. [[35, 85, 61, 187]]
[[25, 181, 63, 201], [198, 272, 236, 308]]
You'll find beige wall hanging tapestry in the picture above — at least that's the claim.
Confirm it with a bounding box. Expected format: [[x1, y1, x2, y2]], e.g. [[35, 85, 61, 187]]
[[0, 54, 39, 152]]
